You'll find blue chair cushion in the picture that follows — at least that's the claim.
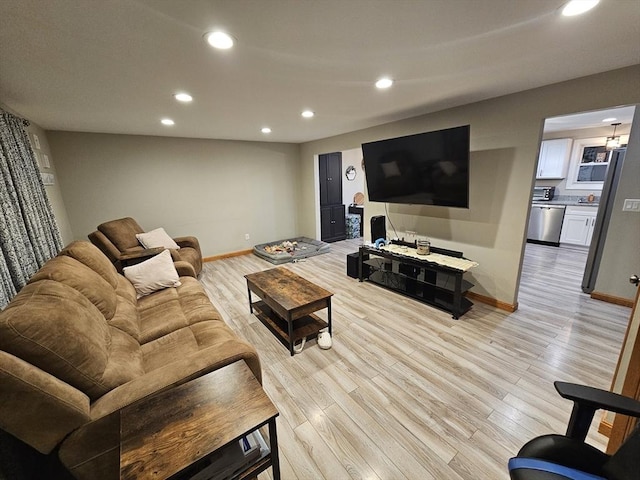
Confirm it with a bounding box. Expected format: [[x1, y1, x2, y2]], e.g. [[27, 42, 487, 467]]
[[509, 458, 607, 480]]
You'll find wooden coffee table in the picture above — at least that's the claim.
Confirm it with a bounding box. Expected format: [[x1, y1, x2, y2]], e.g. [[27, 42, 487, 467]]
[[245, 267, 333, 356]]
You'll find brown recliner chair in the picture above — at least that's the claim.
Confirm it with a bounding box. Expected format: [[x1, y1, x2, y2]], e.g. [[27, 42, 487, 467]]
[[88, 217, 202, 277]]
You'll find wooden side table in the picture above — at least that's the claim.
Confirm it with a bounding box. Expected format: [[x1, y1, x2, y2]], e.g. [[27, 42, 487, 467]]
[[120, 361, 280, 480]]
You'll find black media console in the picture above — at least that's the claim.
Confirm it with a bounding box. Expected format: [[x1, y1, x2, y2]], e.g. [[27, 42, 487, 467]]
[[357, 243, 476, 319]]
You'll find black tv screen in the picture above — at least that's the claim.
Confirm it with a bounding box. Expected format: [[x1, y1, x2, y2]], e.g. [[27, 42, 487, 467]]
[[362, 125, 470, 208]]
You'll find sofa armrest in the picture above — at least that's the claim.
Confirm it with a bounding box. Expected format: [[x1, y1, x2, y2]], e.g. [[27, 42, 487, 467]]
[[173, 235, 201, 253], [58, 340, 260, 477], [119, 247, 165, 268], [173, 260, 197, 278], [88, 230, 121, 264], [0, 351, 90, 454]]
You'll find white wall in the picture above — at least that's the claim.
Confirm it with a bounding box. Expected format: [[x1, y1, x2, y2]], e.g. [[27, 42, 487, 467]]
[[297, 65, 640, 306], [341, 147, 365, 207], [46, 132, 301, 257]]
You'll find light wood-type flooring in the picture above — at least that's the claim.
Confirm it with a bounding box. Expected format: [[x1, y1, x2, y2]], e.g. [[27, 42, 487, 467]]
[[199, 239, 631, 480]]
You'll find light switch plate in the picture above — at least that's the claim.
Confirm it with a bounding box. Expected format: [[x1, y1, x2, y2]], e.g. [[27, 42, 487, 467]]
[[42, 154, 50, 168], [40, 172, 55, 186], [622, 199, 640, 212]]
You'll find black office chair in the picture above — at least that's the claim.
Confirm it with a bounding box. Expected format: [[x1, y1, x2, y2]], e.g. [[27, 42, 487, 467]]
[[508, 381, 640, 480]]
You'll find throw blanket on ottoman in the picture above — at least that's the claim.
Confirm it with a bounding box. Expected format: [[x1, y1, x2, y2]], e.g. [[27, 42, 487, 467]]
[[253, 237, 330, 264]]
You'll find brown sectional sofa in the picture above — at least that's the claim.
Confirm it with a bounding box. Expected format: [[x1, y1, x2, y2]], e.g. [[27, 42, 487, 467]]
[[0, 241, 260, 479]]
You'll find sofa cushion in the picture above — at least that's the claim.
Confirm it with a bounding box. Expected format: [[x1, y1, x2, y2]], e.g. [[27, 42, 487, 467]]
[[27, 256, 117, 321], [103, 327, 144, 385], [98, 217, 144, 252], [141, 321, 242, 372], [58, 241, 119, 289], [123, 250, 181, 298], [83, 323, 262, 421], [0, 281, 112, 400], [115, 275, 138, 305], [136, 227, 180, 250], [109, 296, 140, 341], [0, 280, 144, 401], [136, 277, 221, 344]]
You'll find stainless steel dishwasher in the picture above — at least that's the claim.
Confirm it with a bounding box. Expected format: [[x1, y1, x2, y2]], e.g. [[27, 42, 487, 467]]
[[527, 204, 566, 246]]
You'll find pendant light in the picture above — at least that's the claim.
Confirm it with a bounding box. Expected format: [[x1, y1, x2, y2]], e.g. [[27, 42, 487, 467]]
[[605, 122, 621, 150]]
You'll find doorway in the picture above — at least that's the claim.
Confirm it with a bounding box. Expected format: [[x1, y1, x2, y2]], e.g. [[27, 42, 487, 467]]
[[526, 105, 636, 296]]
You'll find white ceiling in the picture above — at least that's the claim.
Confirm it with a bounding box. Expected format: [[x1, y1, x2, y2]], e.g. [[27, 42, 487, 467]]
[[1, 0, 639, 143], [544, 105, 637, 132]]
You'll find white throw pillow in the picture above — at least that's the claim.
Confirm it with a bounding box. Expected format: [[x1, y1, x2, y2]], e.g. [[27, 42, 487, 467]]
[[136, 227, 180, 250], [123, 249, 181, 298]]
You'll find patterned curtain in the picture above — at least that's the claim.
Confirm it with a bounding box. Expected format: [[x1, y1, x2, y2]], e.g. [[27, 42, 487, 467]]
[[0, 110, 63, 309]]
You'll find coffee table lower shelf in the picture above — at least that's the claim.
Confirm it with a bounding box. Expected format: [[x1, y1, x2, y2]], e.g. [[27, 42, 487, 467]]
[[251, 300, 328, 351]]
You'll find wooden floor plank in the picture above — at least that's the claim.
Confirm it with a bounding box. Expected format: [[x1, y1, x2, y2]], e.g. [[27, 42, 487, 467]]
[[205, 239, 630, 480]]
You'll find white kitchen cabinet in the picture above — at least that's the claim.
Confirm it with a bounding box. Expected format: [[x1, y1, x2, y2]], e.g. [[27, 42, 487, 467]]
[[560, 206, 597, 246], [536, 138, 572, 179]]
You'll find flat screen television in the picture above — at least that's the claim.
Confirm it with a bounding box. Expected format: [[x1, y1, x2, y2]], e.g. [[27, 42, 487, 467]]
[[362, 125, 470, 208]]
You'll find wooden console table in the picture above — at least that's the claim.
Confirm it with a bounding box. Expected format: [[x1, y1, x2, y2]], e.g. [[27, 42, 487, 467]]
[[359, 244, 477, 319], [120, 361, 280, 480]]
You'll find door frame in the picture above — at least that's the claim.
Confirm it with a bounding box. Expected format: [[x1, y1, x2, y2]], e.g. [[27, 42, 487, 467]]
[[606, 284, 640, 453]]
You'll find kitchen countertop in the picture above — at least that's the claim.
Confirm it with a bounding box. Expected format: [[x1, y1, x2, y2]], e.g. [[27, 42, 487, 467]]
[[532, 200, 599, 207]]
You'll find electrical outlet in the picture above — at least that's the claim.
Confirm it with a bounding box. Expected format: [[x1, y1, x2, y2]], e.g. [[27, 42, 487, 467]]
[[622, 199, 640, 212], [244, 233, 250, 240]]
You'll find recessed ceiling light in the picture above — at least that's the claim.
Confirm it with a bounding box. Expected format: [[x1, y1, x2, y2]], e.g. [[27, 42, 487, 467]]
[[205, 31, 235, 49], [561, 0, 600, 16], [602, 117, 617, 122], [375, 77, 394, 89], [161, 118, 175, 126], [174, 93, 193, 103], [301, 110, 314, 118], [261, 127, 271, 134]]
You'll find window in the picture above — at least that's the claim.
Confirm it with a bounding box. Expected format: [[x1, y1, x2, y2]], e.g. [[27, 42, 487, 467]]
[[564, 137, 627, 190]]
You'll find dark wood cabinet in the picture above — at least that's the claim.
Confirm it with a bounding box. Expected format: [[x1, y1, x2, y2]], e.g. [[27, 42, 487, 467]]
[[321, 205, 346, 242], [319, 152, 342, 206], [319, 153, 346, 242]]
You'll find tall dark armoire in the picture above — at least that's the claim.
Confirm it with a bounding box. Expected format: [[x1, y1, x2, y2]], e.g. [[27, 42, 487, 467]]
[[319, 152, 346, 242]]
